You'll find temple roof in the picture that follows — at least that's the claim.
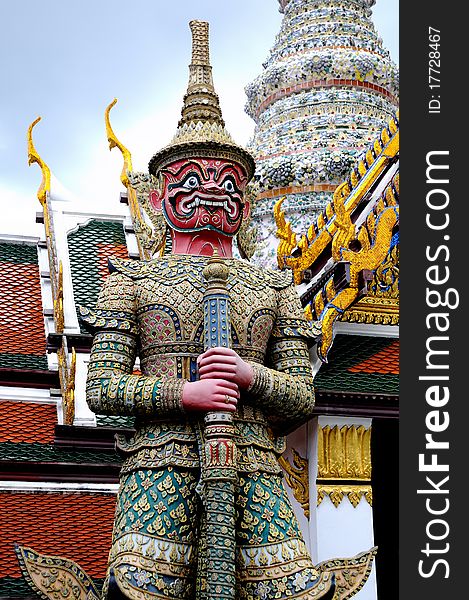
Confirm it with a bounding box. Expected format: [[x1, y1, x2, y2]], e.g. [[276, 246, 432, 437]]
[[0, 401, 56, 444], [0, 397, 120, 597], [66, 218, 135, 428], [0, 399, 121, 469], [0, 491, 115, 596], [0, 441, 120, 464], [315, 335, 398, 395], [348, 339, 398, 375], [67, 219, 129, 332], [0, 242, 47, 370]]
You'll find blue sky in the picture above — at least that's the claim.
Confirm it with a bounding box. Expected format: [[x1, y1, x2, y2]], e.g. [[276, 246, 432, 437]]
[[0, 0, 398, 236]]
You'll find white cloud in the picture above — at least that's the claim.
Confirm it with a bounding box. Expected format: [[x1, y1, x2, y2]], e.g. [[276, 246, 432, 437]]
[[0, 185, 43, 237]]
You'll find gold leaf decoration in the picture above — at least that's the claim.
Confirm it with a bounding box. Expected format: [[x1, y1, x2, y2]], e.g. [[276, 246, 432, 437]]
[[317, 546, 377, 599], [315, 204, 399, 361], [316, 485, 373, 508], [27, 117, 51, 207], [57, 345, 76, 426], [274, 112, 399, 295], [15, 545, 100, 600], [105, 98, 133, 187], [274, 196, 298, 270], [278, 449, 310, 519], [54, 260, 64, 334], [27, 119, 76, 425], [316, 425, 372, 508], [318, 425, 371, 480], [105, 99, 155, 260]]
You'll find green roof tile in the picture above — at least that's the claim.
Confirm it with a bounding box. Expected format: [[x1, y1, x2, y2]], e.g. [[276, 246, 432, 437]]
[[67, 220, 128, 333], [0, 242, 48, 366], [96, 415, 135, 429], [0, 243, 38, 265], [0, 442, 120, 464], [315, 334, 399, 395], [0, 353, 48, 370], [0, 575, 34, 597]]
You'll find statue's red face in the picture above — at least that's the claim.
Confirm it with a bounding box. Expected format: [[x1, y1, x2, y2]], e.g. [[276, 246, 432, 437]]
[[151, 158, 249, 236]]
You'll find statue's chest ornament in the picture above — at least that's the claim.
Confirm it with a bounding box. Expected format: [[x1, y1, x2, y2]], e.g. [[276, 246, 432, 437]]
[[138, 305, 183, 344]]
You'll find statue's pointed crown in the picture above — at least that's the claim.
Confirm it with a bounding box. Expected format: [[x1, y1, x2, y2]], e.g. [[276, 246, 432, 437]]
[[149, 20, 255, 180]]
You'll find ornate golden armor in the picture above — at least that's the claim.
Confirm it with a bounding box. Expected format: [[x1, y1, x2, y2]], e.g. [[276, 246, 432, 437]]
[[83, 254, 317, 460], [80, 254, 334, 600]]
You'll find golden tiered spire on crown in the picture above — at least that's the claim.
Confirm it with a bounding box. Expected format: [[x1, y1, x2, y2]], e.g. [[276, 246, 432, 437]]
[[148, 20, 255, 179], [178, 20, 225, 128]]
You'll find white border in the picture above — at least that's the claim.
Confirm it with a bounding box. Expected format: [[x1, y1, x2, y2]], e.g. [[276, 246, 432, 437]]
[[0, 481, 119, 493]]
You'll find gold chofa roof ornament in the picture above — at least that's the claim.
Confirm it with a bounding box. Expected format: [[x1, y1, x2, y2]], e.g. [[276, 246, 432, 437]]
[[148, 20, 255, 180]]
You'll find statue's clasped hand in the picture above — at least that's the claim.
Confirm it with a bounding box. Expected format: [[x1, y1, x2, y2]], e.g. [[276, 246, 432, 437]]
[[197, 347, 254, 389], [181, 347, 254, 413]]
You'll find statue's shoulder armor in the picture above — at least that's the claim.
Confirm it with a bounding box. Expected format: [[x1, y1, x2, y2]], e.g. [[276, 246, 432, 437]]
[[108, 256, 198, 281], [261, 266, 294, 290], [108, 257, 153, 280], [108, 256, 294, 290], [234, 260, 293, 291], [78, 258, 140, 333]]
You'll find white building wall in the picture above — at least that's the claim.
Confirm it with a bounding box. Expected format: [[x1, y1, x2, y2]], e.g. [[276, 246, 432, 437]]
[[285, 414, 378, 599]]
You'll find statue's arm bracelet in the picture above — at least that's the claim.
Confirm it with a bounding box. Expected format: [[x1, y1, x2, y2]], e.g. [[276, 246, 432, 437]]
[[85, 331, 185, 418], [246, 338, 315, 427]]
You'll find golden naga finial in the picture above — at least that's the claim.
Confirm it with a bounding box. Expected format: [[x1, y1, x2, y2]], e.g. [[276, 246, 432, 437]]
[[105, 99, 153, 261], [331, 181, 355, 262], [274, 196, 298, 270], [275, 111, 399, 285], [27, 117, 51, 206], [274, 111, 400, 361], [315, 205, 399, 362], [105, 98, 133, 188], [27, 117, 77, 425]]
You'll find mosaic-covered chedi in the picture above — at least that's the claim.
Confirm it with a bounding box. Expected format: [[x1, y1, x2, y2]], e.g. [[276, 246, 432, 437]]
[[246, 0, 398, 266]]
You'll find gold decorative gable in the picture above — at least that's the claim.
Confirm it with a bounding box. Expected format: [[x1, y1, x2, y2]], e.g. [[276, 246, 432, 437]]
[[275, 112, 399, 360], [28, 118, 76, 424]]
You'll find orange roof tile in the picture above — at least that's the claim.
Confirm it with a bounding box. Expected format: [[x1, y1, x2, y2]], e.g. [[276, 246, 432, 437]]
[[0, 492, 116, 578], [0, 401, 56, 444], [0, 260, 46, 357], [348, 340, 399, 375], [97, 242, 129, 282]]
